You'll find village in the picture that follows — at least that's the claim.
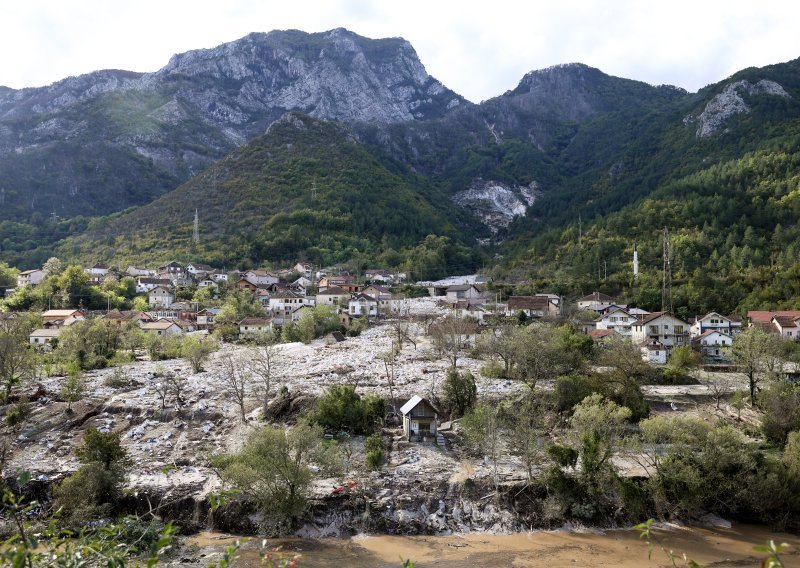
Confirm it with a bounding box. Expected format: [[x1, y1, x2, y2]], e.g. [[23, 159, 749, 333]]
[[8, 259, 799, 367], [2, 257, 800, 556]]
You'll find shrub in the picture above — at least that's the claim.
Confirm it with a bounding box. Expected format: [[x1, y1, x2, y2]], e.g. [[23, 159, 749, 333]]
[[442, 369, 477, 419], [5, 399, 30, 430], [314, 385, 385, 434], [366, 449, 383, 470]]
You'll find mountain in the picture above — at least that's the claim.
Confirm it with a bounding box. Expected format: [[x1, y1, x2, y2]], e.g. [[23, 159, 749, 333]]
[[59, 113, 482, 275], [0, 28, 464, 220]]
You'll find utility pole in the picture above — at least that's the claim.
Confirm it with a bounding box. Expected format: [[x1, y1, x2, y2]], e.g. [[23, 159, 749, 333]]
[[662, 227, 672, 314], [633, 242, 639, 284], [578, 214, 582, 246]]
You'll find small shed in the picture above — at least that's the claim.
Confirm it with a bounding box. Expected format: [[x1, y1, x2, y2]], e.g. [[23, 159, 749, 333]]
[[400, 395, 438, 442]]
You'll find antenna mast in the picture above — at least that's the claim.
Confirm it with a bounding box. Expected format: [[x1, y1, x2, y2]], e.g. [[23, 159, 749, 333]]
[[661, 227, 672, 313], [192, 209, 199, 245], [633, 242, 639, 283]]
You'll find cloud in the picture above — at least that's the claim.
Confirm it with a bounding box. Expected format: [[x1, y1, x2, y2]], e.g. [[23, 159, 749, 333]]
[[0, 0, 798, 101]]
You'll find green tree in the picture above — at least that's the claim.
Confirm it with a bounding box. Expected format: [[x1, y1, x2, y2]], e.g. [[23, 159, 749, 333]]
[[441, 368, 477, 419], [461, 401, 503, 494], [182, 335, 218, 373], [0, 313, 37, 401], [313, 385, 385, 434], [214, 422, 339, 533], [733, 327, 783, 405], [59, 369, 86, 413]]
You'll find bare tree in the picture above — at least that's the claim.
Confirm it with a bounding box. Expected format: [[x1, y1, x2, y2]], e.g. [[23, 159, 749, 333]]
[[220, 352, 252, 422], [431, 311, 474, 369], [164, 372, 187, 410], [389, 317, 416, 351], [380, 349, 399, 417], [248, 331, 280, 416], [461, 401, 503, 497], [701, 374, 734, 410], [153, 379, 169, 410], [476, 324, 521, 377]]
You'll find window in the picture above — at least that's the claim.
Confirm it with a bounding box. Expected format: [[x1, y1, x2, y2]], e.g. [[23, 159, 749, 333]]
[[649, 325, 659, 334], [675, 326, 684, 334]]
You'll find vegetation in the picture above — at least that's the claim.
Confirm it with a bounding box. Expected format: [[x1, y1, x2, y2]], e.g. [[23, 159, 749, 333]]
[[213, 421, 340, 533], [313, 385, 385, 434]]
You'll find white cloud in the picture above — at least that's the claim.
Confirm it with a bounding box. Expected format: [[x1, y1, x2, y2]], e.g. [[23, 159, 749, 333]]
[[0, 0, 798, 101]]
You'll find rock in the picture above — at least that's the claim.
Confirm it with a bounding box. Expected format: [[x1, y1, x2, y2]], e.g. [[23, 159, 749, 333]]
[[693, 79, 791, 137]]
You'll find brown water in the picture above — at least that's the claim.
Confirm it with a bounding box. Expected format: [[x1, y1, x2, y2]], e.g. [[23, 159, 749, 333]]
[[185, 523, 800, 567]]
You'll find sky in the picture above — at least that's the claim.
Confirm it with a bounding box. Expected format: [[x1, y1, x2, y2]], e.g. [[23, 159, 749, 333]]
[[2, 0, 799, 102]]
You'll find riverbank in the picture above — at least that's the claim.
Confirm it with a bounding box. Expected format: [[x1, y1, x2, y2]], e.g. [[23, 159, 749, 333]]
[[179, 523, 800, 567]]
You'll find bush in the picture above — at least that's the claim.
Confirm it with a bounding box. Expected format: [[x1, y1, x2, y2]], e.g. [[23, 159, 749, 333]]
[[442, 369, 477, 419], [5, 399, 30, 429], [364, 432, 384, 454], [103, 366, 132, 388], [366, 449, 383, 470], [314, 385, 385, 434]]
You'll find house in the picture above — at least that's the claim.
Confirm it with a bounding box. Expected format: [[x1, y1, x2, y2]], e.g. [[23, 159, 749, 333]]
[[577, 291, 617, 311], [400, 395, 438, 442], [84, 263, 109, 277], [293, 262, 312, 276], [126, 266, 152, 277], [244, 270, 279, 286], [644, 340, 668, 365], [186, 263, 214, 276], [196, 307, 220, 329], [42, 309, 85, 324], [595, 308, 638, 336], [136, 277, 172, 294], [269, 291, 306, 318], [239, 317, 274, 339], [771, 315, 800, 339], [235, 277, 260, 292], [316, 286, 351, 307], [348, 294, 379, 317], [454, 302, 486, 323], [197, 279, 217, 289], [29, 327, 62, 350], [148, 286, 175, 309], [140, 320, 184, 337], [293, 276, 313, 289], [589, 329, 620, 343], [209, 270, 229, 283], [693, 330, 733, 360], [747, 310, 800, 326], [103, 310, 153, 327], [365, 269, 392, 283], [158, 261, 185, 275], [158, 261, 190, 286], [445, 284, 481, 304], [690, 312, 742, 338], [16, 269, 45, 288], [318, 275, 355, 290], [362, 284, 392, 301], [630, 312, 691, 351], [506, 296, 559, 318], [291, 305, 314, 322]]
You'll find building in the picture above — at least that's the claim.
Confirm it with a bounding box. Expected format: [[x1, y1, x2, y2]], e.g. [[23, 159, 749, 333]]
[[29, 327, 62, 350], [400, 395, 438, 442], [690, 312, 742, 338], [269, 291, 306, 318], [136, 277, 172, 294], [445, 284, 482, 304], [506, 296, 559, 318], [239, 317, 274, 339], [316, 286, 351, 307], [148, 286, 175, 309], [576, 291, 617, 311], [16, 269, 45, 288], [693, 330, 733, 360], [140, 320, 184, 336], [243, 270, 279, 286], [595, 308, 639, 336], [42, 309, 85, 324], [196, 307, 220, 330], [348, 294, 379, 317], [771, 315, 800, 339], [630, 312, 691, 351]]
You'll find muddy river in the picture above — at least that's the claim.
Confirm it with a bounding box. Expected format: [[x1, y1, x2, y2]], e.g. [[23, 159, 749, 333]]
[[183, 523, 800, 567]]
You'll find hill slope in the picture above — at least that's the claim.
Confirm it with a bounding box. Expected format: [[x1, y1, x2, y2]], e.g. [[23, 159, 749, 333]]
[[60, 113, 482, 275]]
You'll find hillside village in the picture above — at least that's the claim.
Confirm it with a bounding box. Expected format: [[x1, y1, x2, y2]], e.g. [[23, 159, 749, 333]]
[[5, 259, 798, 366]]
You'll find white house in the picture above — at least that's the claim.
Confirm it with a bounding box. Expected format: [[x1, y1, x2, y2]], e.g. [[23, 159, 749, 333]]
[[197, 279, 217, 289], [126, 266, 152, 277], [84, 263, 109, 278], [771, 315, 800, 339], [209, 270, 229, 283], [238, 317, 274, 339], [348, 294, 379, 317], [196, 307, 220, 329], [506, 296, 559, 318], [148, 286, 175, 309], [16, 269, 45, 288], [316, 286, 351, 307], [445, 284, 481, 303], [362, 284, 392, 301], [644, 340, 669, 365], [140, 320, 183, 336], [293, 276, 313, 289], [186, 263, 214, 276], [269, 291, 306, 318], [244, 270, 279, 286], [577, 291, 617, 311], [690, 312, 743, 338], [631, 312, 690, 348], [694, 330, 733, 359], [595, 308, 638, 337], [136, 277, 172, 294], [29, 327, 62, 351]]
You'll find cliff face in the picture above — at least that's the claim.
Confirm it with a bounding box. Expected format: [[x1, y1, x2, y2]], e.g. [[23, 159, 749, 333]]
[[0, 28, 463, 219]]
